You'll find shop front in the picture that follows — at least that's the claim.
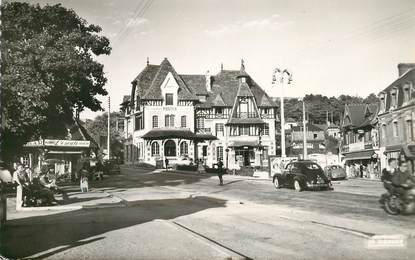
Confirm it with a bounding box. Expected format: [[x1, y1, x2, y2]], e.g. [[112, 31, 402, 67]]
[[23, 139, 96, 177], [343, 150, 381, 179]]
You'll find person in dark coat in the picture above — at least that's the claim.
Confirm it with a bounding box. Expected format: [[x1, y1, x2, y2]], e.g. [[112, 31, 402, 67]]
[[165, 158, 169, 170]]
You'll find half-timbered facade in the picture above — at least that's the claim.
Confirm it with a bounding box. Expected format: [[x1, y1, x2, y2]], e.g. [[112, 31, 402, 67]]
[[123, 58, 278, 169]]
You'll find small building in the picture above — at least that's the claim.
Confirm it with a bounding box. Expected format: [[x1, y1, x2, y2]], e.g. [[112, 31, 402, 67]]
[[289, 123, 326, 156], [22, 119, 99, 175], [378, 63, 415, 172], [341, 103, 380, 179]]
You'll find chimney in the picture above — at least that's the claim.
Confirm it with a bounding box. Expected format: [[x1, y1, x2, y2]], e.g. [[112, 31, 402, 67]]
[[205, 70, 211, 92], [398, 63, 415, 77]]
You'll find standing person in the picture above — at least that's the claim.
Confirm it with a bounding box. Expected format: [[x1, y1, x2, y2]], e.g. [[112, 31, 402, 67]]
[[165, 158, 169, 170], [217, 159, 224, 185]]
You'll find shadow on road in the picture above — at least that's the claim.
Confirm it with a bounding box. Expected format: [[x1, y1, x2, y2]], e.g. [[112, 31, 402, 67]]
[[0, 196, 227, 259]]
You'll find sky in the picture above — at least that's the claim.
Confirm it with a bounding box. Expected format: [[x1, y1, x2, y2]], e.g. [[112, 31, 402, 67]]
[[24, 0, 415, 120]]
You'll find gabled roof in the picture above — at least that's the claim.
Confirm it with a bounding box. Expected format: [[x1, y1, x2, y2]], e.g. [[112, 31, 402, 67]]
[[258, 94, 274, 107], [197, 70, 277, 108], [132, 59, 198, 101], [342, 103, 378, 129], [211, 93, 227, 107], [236, 82, 254, 97]]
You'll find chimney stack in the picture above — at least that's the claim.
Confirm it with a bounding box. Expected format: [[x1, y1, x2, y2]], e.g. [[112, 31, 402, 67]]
[[398, 63, 415, 77], [205, 70, 211, 92]]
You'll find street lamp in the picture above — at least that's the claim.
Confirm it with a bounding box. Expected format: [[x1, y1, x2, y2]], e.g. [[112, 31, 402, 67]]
[[272, 68, 292, 158], [225, 148, 229, 169], [298, 97, 307, 160]]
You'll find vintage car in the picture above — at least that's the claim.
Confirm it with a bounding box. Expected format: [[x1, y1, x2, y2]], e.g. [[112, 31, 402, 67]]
[[273, 160, 332, 191], [324, 165, 347, 180]]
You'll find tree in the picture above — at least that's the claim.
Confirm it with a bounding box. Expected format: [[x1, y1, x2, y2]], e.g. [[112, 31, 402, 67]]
[[83, 112, 124, 160], [1, 2, 111, 161]]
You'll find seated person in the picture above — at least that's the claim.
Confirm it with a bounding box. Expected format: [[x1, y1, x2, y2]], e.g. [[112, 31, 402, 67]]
[[39, 171, 58, 190]]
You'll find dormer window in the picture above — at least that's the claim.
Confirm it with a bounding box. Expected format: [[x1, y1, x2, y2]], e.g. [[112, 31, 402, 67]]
[[216, 108, 223, 114], [390, 88, 398, 108], [403, 83, 412, 103], [379, 93, 386, 112]]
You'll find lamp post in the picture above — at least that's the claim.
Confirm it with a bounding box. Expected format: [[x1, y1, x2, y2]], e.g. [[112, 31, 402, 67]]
[[298, 98, 307, 160], [272, 68, 292, 158], [225, 148, 229, 169]]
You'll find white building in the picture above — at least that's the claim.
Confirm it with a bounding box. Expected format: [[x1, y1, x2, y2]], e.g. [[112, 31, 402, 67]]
[[123, 58, 278, 169]]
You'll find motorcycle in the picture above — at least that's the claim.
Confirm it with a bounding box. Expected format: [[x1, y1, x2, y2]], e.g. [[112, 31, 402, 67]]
[[381, 181, 415, 215]]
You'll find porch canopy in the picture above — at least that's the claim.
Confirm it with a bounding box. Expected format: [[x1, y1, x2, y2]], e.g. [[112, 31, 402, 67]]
[[344, 150, 374, 161], [142, 128, 217, 141], [228, 140, 259, 147]]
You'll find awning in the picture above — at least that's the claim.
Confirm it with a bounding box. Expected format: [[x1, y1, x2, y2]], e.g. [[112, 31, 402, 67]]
[[142, 128, 217, 141], [228, 140, 259, 147], [194, 134, 218, 141], [344, 150, 375, 161], [385, 145, 402, 153], [142, 128, 196, 140], [226, 118, 265, 125]]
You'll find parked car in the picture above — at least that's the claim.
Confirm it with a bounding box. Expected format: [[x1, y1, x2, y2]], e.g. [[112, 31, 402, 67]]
[[273, 160, 332, 191], [176, 155, 193, 166], [103, 159, 121, 175], [324, 165, 347, 180]]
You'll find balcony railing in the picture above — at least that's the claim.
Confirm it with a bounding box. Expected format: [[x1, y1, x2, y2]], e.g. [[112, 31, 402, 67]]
[[236, 112, 258, 118], [196, 128, 211, 134], [204, 114, 230, 119]]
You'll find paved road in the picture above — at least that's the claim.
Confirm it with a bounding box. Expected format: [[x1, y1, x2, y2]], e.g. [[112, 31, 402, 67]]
[[1, 167, 414, 260]]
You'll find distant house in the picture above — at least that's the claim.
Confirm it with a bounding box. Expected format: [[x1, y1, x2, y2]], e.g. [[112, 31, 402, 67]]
[[341, 103, 380, 179], [325, 123, 341, 139], [289, 123, 326, 156], [378, 63, 415, 172]]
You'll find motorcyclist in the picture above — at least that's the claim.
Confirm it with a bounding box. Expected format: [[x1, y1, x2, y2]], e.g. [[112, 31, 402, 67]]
[[391, 161, 415, 200]]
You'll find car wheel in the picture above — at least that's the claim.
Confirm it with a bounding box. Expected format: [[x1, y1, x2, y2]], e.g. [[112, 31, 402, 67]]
[[273, 177, 280, 189], [294, 180, 303, 192]]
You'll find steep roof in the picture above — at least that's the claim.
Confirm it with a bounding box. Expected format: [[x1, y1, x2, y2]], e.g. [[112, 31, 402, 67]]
[[342, 103, 378, 129], [180, 75, 208, 95], [211, 93, 227, 107], [197, 70, 277, 108], [292, 124, 325, 132], [132, 59, 198, 101], [129, 59, 277, 109]]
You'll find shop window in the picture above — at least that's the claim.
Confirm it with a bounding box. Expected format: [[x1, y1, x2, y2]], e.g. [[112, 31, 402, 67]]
[[216, 146, 223, 161], [181, 116, 187, 128], [152, 115, 158, 128], [180, 142, 188, 155], [165, 93, 174, 105], [151, 142, 159, 156]]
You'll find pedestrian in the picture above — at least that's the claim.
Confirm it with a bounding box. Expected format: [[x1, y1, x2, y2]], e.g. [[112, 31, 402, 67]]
[[217, 159, 224, 185], [165, 158, 169, 170]]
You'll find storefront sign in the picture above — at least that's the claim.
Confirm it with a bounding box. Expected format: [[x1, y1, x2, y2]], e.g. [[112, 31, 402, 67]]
[[44, 139, 90, 147], [24, 140, 44, 147]]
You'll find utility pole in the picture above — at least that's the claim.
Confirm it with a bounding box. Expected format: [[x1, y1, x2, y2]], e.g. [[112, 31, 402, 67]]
[[272, 68, 292, 158], [107, 96, 111, 160], [302, 99, 307, 160]]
